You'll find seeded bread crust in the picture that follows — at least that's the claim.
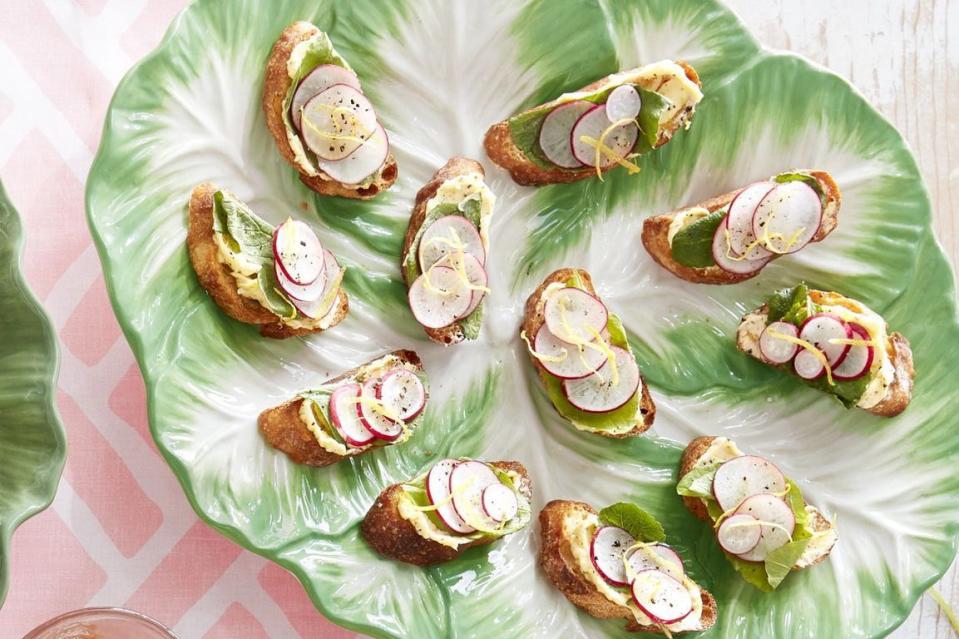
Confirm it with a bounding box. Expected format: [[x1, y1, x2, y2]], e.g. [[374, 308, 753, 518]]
[[521, 268, 655, 438], [641, 170, 842, 284], [263, 21, 397, 200], [362, 461, 532, 565], [186, 182, 348, 338]]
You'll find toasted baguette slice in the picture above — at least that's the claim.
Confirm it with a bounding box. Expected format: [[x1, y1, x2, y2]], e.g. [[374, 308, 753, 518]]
[[539, 499, 717, 634], [362, 460, 532, 565], [678, 436, 838, 570], [522, 268, 655, 438], [736, 290, 914, 417], [258, 350, 424, 466], [641, 170, 841, 284], [186, 182, 348, 339], [401, 156, 489, 345], [263, 21, 397, 200], [484, 61, 701, 186]]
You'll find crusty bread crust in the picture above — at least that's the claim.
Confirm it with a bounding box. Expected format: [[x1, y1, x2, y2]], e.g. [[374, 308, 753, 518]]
[[362, 461, 532, 565], [521, 268, 655, 438], [262, 21, 397, 200], [186, 182, 348, 339], [641, 170, 842, 284], [257, 350, 424, 466], [401, 157, 486, 345], [538, 500, 717, 634], [677, 437, 837, 570], [483, 62, 701, 186]]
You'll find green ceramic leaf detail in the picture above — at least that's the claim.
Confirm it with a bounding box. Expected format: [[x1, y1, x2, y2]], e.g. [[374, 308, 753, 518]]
[[0, 180, 66, 607], [85, 0, 959, 638]]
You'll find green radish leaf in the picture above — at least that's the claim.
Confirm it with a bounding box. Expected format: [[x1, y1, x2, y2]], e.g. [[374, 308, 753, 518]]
[[214, 191, 274, 264], [256, 268, 296, 317], [676, 463, 721, 499], [670, 209, 725, 268], [765, 538, 812, 589], [599, 502, 665, 543]]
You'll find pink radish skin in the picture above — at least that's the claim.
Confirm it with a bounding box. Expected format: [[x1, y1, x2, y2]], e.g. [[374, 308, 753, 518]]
[[562, 346, 640, 414], [418, 216, 486, 271], [544, 287, 608, 344], [712, 455, 787, 512], [724, 182, 776, 260], [301, 85, 377, 161], [759, 321, 799, 364], [315, 123, 389, 186], [590, 526, 634, 586], [449, 461, 500, 530], [733, 494, 796, 562], [793, 348, 825, 379], [717, 514, 763, 555], [356, 380, 402, 442], [625, 544, 686, 581], [799, 313, 852, 366], [408, 266, 472, 329], [711, 217, 772, 275], [481, 483, 518, 523], [375, 369, 426, 421], [273, 220, 324, 285], [539, 101, 592, 168], [427, 460, 474, 534], [752, 181, 823, 254], [570, 104, 638, 168], [451, 253, 488, 320], [291, 64, 362, 131], [285, 249, 341, 318], [328, 384, 375, 447], [630, 570, 694, 625], [833, 323, 875, 380], [533, 324, 609, 380]]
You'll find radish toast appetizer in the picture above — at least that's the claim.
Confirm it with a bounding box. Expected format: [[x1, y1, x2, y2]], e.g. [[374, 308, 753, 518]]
[[677, 436, 838, 591], [187, 183, 348, 338], [484, 61, 702, 186], [521, 268, 654, 438], [258, 350, 427, 466], [539, 500, 717, 634], [642, 170, 842, 284], [737, 283, 914, 416], [402, 157, 495, 345], [362, 458, 531, 565], [263, 22, 397, 199]]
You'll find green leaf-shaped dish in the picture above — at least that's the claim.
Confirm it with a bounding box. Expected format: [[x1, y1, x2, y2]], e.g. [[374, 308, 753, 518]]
[[0, 179, 66, 607], [85, 1, 959, 637]]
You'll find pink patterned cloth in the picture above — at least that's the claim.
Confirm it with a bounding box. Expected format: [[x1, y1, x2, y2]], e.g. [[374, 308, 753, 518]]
[[0, 2, 356, 637]]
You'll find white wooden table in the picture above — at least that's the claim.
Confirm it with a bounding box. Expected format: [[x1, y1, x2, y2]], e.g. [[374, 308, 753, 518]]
[[727, 1, 958, 636]]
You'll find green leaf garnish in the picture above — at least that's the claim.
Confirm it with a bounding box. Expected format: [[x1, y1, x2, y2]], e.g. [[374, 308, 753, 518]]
[[676, 463, 721, 499], [764, 538, 812, 588], [599, 502, 665, 543]]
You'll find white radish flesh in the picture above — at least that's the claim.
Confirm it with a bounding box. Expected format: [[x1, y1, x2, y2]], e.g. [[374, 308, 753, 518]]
[[357, 380, 402, 442], [734, 494, 796, 562], [793, 348, 825, 379], [286, 249, 342, 318], [291, 64, 362, 131], [427, 459, 474, 534], [589, 526, 635, 586], [418, 215, 486, 270], [711, 217, 772, 275], [562, 346, 640, 413], [759, 321, 799, 364], [717, 513, 763, 555], [833, 323, 875, 380], [631, 570, 694, 625], [533, 324, 608, 380], [275, 260, 327, 303], [481, 483, 518, 523], [712, 455, 787, 512], [625, 544, 686, 581], [725, 182, 776, 260], [375, 369, 426, 421], [408, 266, 472, 329], [799, 313, 852, 366], [538, 101, 591, 168], [328, 384, 375, 447], [605, 85, 642, 121], [315, 123, 389, 186], [752, 181, 823, 254], [301, 85, 377, 161], [449, 461, 500, 530], [452, 253, 488, 319], [273, 219, 324, 285], [544, 287, 608, 344], [570, 105, 639, 168]]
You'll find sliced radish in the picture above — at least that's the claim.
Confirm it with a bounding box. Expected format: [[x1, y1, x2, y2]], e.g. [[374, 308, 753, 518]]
[[833, 323, 875, 380], [752, 181, 823, 254], [328, 384, 375, 447], [481, 483, 518, 523], [717, 513, 763, 555], [315, 123, 389, 186], [538, 101, 591, 168], [631, 569, 694, 625], [544, 287, 608, 344], [605, 85, 642, 121], [376, 369, 426, 421], [725, 182, 776, 260], [275, 260, 327, 303], [533, 324, 608, 380], [301, 85, 377, 161], [273, 219, 324, 285], [589, 526, 634, 586], [799, 313, 852, 366], [562, 346, 640, 413], [291, 64, 362, 131], [418, 215, 485, 270], [570, 104, 638, 168], [286, 249, 342, 318], [733, 494, 796, 562], [427, 459, 474, 534], [793, 348, 825, 379], [357, 380, 402, 442], [453, 253, 488, 319], [408, 266, 472, 329], [759, 321, 800, 364], [449, 461, 500, 530], [711, 217, 772, 275], [625, 544, 685, 581], [712, 455, 787, 512]]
